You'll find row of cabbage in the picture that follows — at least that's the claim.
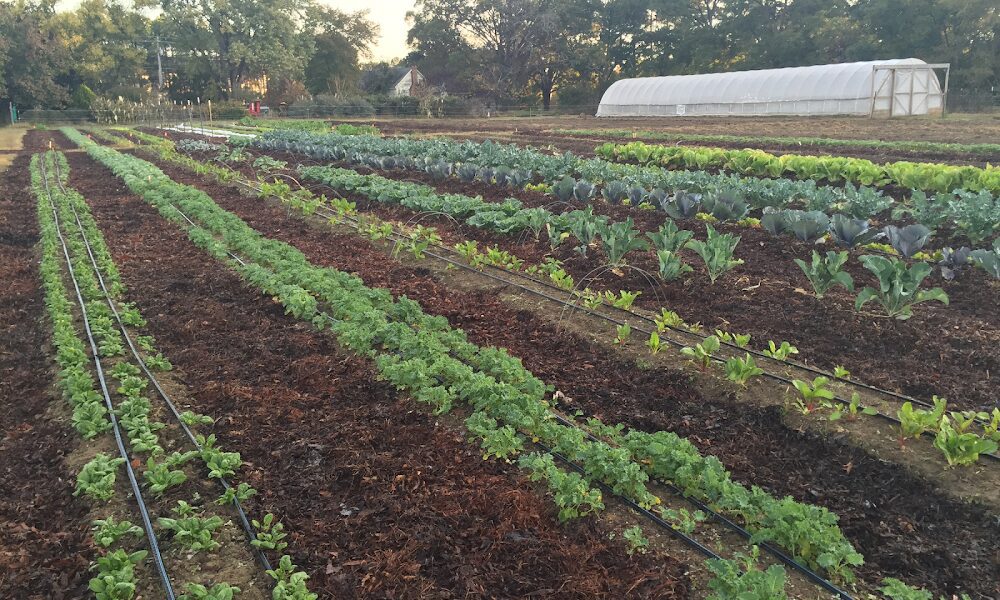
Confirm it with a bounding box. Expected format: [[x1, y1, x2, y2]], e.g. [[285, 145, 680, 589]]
[[248, 130, 998, 246], [595, 141, 1000, 195]]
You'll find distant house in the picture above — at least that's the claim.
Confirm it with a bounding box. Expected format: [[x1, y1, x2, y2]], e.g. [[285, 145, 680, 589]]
[[392, 67, 427, 97]]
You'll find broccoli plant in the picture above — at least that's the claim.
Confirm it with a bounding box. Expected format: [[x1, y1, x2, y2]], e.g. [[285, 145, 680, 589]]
[[646, 220, 693, 253], [656, 250, 692, 281], [794, 250, 854, 299], [969, 239, 1000, 279], [855, 256, 948, 320], [685, 225, 742, 283]]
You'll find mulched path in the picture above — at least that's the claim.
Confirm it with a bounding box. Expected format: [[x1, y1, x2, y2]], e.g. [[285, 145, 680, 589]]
[[0, 142, 92, 597], [99, 138, 1000, 599], [63, 140, 692, 599], [184, 141, 998, 414]]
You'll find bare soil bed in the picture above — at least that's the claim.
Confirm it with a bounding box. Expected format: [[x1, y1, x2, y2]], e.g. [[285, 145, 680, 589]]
[[98, 135, 1000, 599], [360, 113, 1000, 145], [0, 141, 92, 597], [62, 140, 693, 599]]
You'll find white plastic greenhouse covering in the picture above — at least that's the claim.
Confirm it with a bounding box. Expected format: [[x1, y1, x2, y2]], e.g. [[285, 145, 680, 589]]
[[596, 59, 946, 117]]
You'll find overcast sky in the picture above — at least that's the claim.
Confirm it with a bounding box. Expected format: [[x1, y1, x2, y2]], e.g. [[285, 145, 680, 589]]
[[54, 0, 416, 63]]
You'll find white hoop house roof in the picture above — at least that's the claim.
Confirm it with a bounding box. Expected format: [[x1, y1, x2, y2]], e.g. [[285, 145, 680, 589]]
[[597, 59, 946, 117]]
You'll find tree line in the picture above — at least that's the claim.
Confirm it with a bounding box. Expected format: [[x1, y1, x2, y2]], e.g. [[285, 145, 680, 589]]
[[0, 0, 376, 110], [0, 0, 996, 112], [406, 0, 998, 108]]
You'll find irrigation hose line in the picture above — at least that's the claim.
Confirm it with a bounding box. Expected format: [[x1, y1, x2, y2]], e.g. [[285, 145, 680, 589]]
[[123, 127, 962, 411], [39, 156, 176, 600], [50, 153, 274, 574], [107, 133, 994, 459], [303, 200, 998, 461], [156, 167, 855, 600], [547, 413, 855, 600], [216, 135, 939, 408]]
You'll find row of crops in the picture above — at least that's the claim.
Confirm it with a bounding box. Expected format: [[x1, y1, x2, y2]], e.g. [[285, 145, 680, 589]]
[[124, 126, 1000, 466], [79, 124, 999, 597], [595, 140, 1000, 194], [30, 148, 316, 600], [248, 129, 1000, 248], [64, 126, 963, 598]]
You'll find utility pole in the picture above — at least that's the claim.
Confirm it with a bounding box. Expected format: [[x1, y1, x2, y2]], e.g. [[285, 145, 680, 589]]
[[156, 36, 164, 91]]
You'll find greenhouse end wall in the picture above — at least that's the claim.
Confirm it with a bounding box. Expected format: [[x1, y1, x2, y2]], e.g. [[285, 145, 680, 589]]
[[597, 59, 946, 118]]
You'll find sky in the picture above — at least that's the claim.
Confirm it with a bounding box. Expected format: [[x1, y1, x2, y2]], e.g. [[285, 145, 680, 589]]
[[327, 0, 416, 62], [54, 0, 417, 63]]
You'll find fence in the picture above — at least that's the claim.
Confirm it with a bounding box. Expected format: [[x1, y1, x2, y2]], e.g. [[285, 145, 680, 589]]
[[13, 92, 996, 126]]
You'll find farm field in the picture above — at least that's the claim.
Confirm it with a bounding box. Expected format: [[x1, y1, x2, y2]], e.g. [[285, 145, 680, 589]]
[[1, 119, 998, 600], [341, 114, 1000, 166]]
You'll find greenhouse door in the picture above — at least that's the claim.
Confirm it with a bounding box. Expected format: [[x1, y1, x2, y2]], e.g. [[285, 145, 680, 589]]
[[871, 64, 949, 117]]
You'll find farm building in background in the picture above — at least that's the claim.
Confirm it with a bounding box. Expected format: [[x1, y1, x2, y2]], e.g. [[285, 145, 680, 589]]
[[392, 67, 428, 97], [597, 59, 949, 118]]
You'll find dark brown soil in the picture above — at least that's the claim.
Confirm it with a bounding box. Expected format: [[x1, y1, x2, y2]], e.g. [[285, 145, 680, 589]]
[[361, 113, 1000, 148], [207, 142, 998, 414], [0, 149, 93, 598], [112, 146, 1000, 598], [65, 143, 692, 599]]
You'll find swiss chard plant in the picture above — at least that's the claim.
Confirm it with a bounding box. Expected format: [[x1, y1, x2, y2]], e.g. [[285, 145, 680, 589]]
[[934, 414, 998, 466], [680, 335, 720, 371], [897, 397, 947, 444], [724, 354, 763, 386]]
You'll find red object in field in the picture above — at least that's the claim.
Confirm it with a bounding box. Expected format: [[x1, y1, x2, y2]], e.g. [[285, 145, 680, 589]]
[[248, 100, 262, 116]]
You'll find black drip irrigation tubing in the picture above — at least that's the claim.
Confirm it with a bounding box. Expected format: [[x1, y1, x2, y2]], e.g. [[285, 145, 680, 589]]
[[548, 413, 855, 600], [263, 147, 951, 410], [122, 157, 858, 600], [288, 192, 997, 463], [39, 156, 176, 600], [125, 131, 966, 411], [115, 132, 990, 462], [50, 153, 273, 573]]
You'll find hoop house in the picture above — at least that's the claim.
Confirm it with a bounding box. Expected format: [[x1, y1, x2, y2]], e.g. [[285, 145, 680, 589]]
[[596, 59, 949, 118]]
